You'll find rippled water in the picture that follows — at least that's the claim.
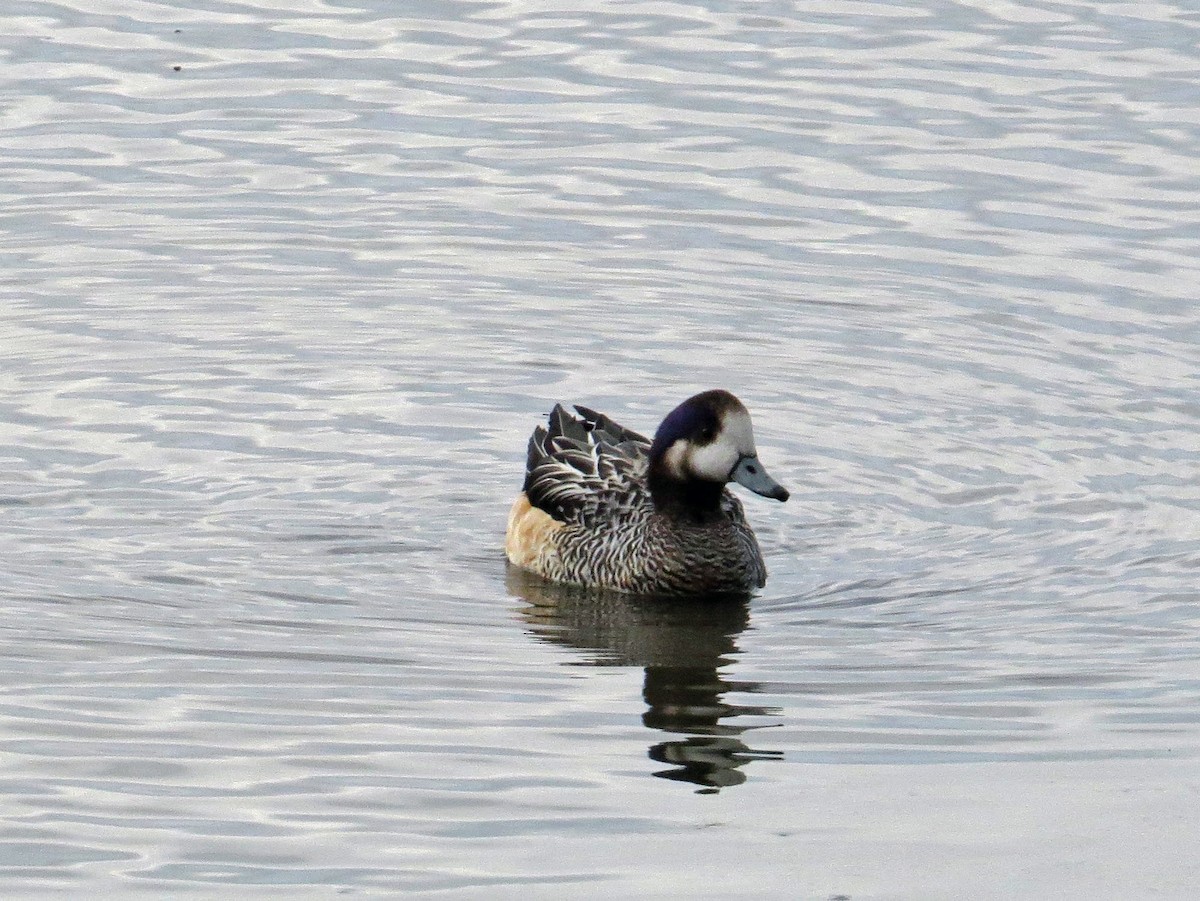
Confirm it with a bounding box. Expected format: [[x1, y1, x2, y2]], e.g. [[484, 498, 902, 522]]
[[3, 0, 1199, 896]]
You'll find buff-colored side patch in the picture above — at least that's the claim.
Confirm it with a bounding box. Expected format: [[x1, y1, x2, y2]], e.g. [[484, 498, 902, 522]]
[[505, 493, 562, 570]]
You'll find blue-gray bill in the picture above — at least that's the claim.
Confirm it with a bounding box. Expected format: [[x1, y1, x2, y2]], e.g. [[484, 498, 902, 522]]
[[729, 456, 789, 502]]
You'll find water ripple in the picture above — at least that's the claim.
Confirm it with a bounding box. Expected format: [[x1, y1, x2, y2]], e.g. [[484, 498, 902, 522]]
[[2, 0, 1199, 895]]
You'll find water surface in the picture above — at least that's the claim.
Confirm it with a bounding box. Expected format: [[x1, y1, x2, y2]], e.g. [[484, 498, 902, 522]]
[[2, 0, 1199, 897]]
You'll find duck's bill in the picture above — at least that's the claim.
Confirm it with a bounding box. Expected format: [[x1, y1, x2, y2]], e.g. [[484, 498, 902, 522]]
[[730, 456, 789, 502]]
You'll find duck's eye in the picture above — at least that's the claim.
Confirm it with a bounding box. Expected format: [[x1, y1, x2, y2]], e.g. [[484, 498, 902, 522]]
[[698, 426, 715, 441]]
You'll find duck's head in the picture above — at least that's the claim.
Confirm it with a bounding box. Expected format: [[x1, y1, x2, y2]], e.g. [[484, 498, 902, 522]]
[[648, 390, 789, 513]]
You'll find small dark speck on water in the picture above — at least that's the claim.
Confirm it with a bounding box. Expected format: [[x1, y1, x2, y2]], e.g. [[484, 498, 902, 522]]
[[173, 65, 181, 71]]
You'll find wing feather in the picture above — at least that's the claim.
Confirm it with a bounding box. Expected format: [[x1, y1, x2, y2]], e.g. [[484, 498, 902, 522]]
[[523, 403, 650, 524]]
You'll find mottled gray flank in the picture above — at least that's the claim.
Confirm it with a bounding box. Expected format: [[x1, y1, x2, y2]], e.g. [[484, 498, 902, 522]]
[[548, 501, 766, 595]]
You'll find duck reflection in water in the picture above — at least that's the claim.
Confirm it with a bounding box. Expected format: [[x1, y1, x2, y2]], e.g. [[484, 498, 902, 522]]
[[508, 568, 783, 793]]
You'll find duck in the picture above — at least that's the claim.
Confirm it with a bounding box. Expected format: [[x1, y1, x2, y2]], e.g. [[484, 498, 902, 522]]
[[505, 389, 789, 596]]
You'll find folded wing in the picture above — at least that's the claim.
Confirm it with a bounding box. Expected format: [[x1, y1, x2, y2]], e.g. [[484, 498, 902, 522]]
[[523, 404, 651, 525]]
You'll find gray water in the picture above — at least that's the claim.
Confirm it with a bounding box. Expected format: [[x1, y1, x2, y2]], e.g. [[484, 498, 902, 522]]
[[3, 0, 1199, 897]]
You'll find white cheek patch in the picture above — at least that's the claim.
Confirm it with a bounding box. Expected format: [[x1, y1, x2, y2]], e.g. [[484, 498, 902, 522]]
[[663, 440, 689, 479], [688, 440, 740, 482], [721, 410, 756, 457], [662, 407, 761, 484]]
